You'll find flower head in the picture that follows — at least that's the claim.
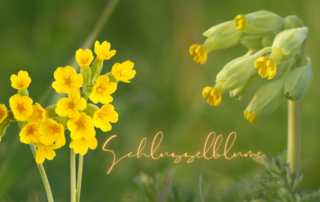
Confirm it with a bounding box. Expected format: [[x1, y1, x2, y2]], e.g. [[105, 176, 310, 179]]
[[94, 40, 116, 62], [111, 60, 136, 83], [93, 104, 118, 132], [0, 104, 8, 124], [27, 103, 47, 124], [52, 66, 83, 94], [40, 118, 65, 148], [189, 45, 207, 65], [10, 70, 31, 90], [76, 49, 94, 70], [254, 56, 277, 80], [35, 143, 56, 164], [202, 87, 222, 106], [89, 75, 117, 104], [19, 123, 41, 144], [70, 137, 98, 155], [67, 112, 95, 141], [56, 91, 87, 118], [9, 94, 33, 121]]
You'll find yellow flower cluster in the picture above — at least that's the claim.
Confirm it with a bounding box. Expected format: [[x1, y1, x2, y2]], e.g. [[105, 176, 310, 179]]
[[190, 11, 312, 123], [0, 40, 135, 164]]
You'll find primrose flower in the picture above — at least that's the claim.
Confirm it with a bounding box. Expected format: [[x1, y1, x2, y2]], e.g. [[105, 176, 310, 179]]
[[56, 91, 87, 118], [40, 118, 65, 148], [27, 103, 47, 124], [67, 112, 95, 141], [0, 104, 8, 124], [190, 21, 243, 64], [19, 123, 41, 144], [255, 27, 308, 80], [9, 94, 33, 121], [244, 79, 284, 123], [70, 137, 98, 155], [95, 40, 116, 62], [111, 60, 136, 83], [93, 104, 118, 132], [234, 10, 284, 34], [202, 87, 222, 106], [284, 55, 313, 101], [76, 49, 94, 70], [89, 75, 117, 104], [10, 70, 31, 91], [35, 143, 56, 164], [52, 66, 83, 94]]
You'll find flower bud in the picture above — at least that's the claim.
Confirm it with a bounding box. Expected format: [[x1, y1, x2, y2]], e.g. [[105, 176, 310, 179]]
[[284, 55, 312, 101], [240, 35, 264, 51], [45, 104, 58, 118], [83, 103, 100, 118], [244, 79, 284, 123], [80, 68, 91, 85], [234, 10, 284, 35], [90, 59, 103, 83], [0, 119, 11, 141], [229, 77, 253, 100], [284, 15, 304, 30]]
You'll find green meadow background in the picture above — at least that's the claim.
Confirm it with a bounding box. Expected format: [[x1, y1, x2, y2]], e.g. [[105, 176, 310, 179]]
[[0, 0, 319, 201]]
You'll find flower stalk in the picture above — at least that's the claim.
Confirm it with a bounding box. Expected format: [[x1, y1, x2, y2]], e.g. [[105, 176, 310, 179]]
[[76, 155, 84, 202], [71, 149, 76, 202]]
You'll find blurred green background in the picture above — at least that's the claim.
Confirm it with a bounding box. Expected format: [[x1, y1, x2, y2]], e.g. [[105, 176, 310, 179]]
[[0, 0, 319, 201]]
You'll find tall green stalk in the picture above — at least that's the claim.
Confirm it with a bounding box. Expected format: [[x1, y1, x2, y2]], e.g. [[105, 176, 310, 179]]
[[76, 155, 83, 202], [71, 150, 76, 202], [287, 100, 300, 176]]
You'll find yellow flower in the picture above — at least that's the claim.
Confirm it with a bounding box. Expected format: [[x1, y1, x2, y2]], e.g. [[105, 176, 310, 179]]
[[89, 75, 117, 104], [202, 87, 222, 106], [0, 104, 8, 124], [9, 94, 33, 121], [76, 49, 94, 70], [10, 70, 31, 90], [234, 15, 248, 30], [94, 40, 116, 62], [67, 112, 95, 141], [52, 66, 83, 94], [40, 118, 65, 148], [189, 45, 207, 65], [111, 60, 136, 83], [36, 143, 56, 164], [19, 123, 41, 144], [27, 103, 47, 124], [70, 137, 98, 155], [244, 110, 259, 124], [93, 104, 118, 132], [254, 56, 277, 80], [56, 91, 87, 118]]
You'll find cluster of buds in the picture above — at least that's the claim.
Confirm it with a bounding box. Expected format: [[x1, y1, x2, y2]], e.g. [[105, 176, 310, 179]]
[[0, 40, 136, 163], [190, 11, 312, 123]]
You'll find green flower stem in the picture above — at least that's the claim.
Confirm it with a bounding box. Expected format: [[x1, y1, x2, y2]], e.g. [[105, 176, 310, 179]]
[[71, 149, 76, 202], [30, 144, 54, 202], [76, 155, 84, 202], [287, 100, 300, 176]]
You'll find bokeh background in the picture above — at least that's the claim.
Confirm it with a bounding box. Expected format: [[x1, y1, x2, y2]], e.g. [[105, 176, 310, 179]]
[[0, 0, 319, 201]]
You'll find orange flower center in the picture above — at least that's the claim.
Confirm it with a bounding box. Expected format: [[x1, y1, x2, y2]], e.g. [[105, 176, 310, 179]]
[[77, 121, 84, 128], [53, 125, 60, 133], [27, 127, 34, 134], [17, 104, 24, 111], [0, 111, 5, 119], [68, 102, 75, 109], [96, 87, 103, 93], [65, 78, 72, 85], [97, 112, 104, 119]]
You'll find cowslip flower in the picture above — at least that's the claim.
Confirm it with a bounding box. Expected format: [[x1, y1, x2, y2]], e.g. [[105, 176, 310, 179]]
[[111, 60, 136, 83], [70, 137, 98, 155], [190, 21, 243, 65], [89, 75, 117, 104], [67, 112, 95, 141], [36, 143, 56, 164], [10, 70, 32, 90], [9, 94, 33, 121], [202, 87, 222, 106], [52, 66, 83, 94], [234, 10, 284, 34], [0, 104, 8, 124], [254, 27, 308, 80], [93, 104, 118, 132], [19, 123, 41, 144], [27, 103, 47, 124], [95, 40, 116, 62], [244, 79, 284, 123], [40, 118, 65, 148], [76, 49, 94, 70], [55, 91, 87, 118]]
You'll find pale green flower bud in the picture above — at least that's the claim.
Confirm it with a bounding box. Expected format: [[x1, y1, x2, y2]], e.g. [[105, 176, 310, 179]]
[[215, 47, 271, 92], [244, 78, 285, 123], [272, 58, 295, 80], [261, 33, 276, 48], [45, 104, 58, 118], [80, 68, 91, 85], [240, 33, 275, 51], [284, 15, 305, 30], [0, 119, 11, 141], [284, 55, 312, 101], [90, 58, 103, 84], [234, 10, 284, 35], [83, 103, 100, 118], [229, 77, 253, 100]]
